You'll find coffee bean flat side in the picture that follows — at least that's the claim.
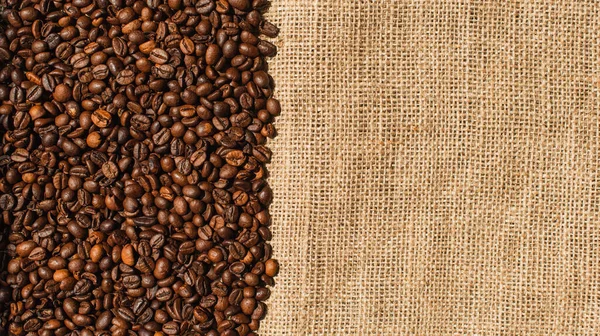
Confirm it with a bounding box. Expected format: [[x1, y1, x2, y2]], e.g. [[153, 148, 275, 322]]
[[0, 0, 281, 334]]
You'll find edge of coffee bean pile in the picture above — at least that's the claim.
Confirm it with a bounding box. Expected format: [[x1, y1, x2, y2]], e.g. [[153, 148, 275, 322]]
[[0, 0, 281, 334]]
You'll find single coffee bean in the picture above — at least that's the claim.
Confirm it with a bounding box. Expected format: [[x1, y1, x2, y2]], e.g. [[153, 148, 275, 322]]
[[92, 64, 109, 80], [196, 0, 215, 14], [95, 311, 112, 330], [259, 20, 280, 38], [91, 109, 111, 128], [258, 40, 277, 57], [162, 321, 180, 335], [101, 162, 119, 179], [180, 37, 195, 55], [264, 259, 279, 277], [116, 69, 135, 85], [149, 48, 169, 64], [155, 287, 173, 302], [26, 85, 43, 102], [132, 216, 156, 227], [153, 257, 170, 280], [206, 44, 221, 65], [155, 64, 175, 78], [53, 84, 72, 102], [239, 43, 259, 57], [112, 37, 127, 57], [121, 244, 136, 266], [12, 148, 30, 163], [0, 194, 16, 210]]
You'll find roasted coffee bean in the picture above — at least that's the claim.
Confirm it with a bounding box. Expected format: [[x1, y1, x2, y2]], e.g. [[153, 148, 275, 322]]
[[196, 0, 216, 14], [133, 216, 156, 227], [149, 48, 169, 64], [41, 74, 57, 92], [26, 85, 43, 102], [206, 44, 221, 65], [264, 259, 279, 277], [153, 257, 170, 280], [258, 40, 277, 57], [260, 20, 280, 38], [116, 69, 135, 85], [0, 0, 280, 334], [101, 162, 119, 179], [92, 65, 109, 80], [0, 194, 16, 210], [112, 37, 127, 57], [162, 321, 180, 335], [229, 0, 250, 10], [53, 83, 72, 102], [95, 311, 112, 330], [180, 37, 195, 55], [91, 109, 111, 128]]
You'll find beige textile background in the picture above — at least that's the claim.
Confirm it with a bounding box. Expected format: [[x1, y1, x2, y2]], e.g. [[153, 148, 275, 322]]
[[261, 1, 600, 335]]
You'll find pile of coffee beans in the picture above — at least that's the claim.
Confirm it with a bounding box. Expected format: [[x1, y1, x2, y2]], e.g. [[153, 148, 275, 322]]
[[0, 0, 280, 334]]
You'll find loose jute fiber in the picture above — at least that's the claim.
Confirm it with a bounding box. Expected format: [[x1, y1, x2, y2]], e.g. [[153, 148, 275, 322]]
[[262, 1, 600, 334]]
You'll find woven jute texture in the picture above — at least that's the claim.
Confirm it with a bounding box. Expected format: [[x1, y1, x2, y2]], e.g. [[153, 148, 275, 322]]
[[261, 1, 600, 335]]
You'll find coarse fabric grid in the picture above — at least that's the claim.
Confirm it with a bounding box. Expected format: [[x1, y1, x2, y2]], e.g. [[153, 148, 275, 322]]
[[261, 0, 600, 335]]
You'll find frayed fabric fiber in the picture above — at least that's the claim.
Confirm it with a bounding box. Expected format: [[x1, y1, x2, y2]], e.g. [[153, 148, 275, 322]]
[[263, 1, 600, 335]]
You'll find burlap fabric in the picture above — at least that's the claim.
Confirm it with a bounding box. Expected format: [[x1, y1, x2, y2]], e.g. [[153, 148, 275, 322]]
[[261, 1, 600, 335]]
